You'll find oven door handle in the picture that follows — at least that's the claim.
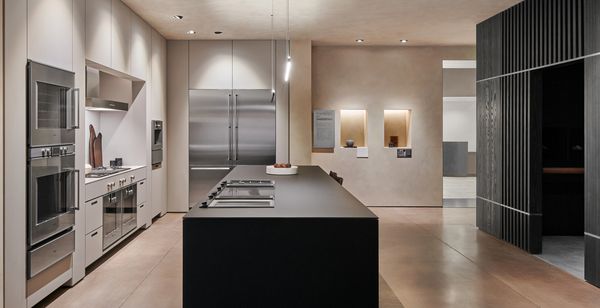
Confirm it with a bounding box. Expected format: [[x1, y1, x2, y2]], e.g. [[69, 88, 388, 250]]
[[72, 88, 80, 129], [72, 169, 80, 211]]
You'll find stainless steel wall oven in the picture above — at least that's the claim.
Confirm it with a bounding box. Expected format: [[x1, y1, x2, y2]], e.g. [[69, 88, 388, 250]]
[[27, 60, 80, 147], [27, 60, 80, 278]]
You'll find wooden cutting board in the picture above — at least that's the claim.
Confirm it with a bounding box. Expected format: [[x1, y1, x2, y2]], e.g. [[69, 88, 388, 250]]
[[89, 125, 96, 168], [93, 133, 103, 168]]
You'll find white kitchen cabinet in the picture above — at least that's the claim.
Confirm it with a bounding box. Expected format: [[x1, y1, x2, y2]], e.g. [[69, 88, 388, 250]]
[[233, 41, 273, 89], [85, 0, 112, 67], [189, 41, 233, 89], [111, 0, 131, 74], [27, 0, 74, 70], [85, 197, 103, 234], [85, 227, 103, 267], [130, 13, 150, 80]]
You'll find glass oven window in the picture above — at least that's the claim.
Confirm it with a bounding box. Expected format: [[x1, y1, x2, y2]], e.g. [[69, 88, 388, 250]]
[[37, 82, 68, 129], [36, 171, 70, 224]]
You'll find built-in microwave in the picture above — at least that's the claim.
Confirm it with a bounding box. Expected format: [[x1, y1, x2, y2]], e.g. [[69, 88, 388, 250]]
[[27, 60, 80, 147]]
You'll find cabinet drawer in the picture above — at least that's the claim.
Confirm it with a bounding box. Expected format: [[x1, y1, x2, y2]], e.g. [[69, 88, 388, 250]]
[[137, 203, 147, 229], [86, 177, 118, 201], [137, 180, 147, 205], [85, 197, 103, 234], [85, 227, 103, 267]]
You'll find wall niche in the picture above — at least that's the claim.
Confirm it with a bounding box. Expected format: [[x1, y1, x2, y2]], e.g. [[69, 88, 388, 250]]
[[340, 110, 367, 147], [384, 110, 411, 148]]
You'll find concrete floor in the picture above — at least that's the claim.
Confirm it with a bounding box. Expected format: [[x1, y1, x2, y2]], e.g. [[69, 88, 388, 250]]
[[537, 236, 585, 280], [37, 208, 600, 308]]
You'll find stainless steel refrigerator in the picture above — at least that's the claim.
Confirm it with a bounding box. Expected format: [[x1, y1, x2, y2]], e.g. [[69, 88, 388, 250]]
[[189, 89, 276, 207]]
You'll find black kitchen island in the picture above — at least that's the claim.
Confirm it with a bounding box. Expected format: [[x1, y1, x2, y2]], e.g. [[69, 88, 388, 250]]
[[183, 165, 379, 308]]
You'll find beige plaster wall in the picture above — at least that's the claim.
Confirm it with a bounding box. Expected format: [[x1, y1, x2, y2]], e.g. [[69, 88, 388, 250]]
[[311, 46, 475, 206], [289, 40, 312, 165]]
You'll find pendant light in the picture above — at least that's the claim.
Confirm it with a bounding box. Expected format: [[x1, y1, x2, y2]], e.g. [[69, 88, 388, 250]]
[[284, 0, 292, 83]]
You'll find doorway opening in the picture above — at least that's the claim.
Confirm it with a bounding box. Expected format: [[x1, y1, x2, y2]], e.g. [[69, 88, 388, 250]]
[[442, 60, 477, 207], [537, 60, 585, 279]]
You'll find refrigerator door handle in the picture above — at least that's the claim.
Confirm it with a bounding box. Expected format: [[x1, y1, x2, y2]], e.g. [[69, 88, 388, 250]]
[[234, 94, 239, 161], [227, 94, 232, 161]]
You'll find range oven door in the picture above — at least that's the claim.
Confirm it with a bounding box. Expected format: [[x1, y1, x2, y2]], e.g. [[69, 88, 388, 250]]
[[121, 185, 137, 236], [103, 192, 122, 250], [28, 153, 78, 247], [28, 60, 79, 147]]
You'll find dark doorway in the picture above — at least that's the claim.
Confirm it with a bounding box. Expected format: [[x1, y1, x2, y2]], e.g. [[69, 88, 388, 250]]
[[536, 60, 585, 278]]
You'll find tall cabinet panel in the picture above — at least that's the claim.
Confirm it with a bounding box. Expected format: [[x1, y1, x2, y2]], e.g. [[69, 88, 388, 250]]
[[111, 0, 131, 74], [85, 0, 111, 67], [130, 13, 150, 80], [27, 0, 74, 70], [232, 41, 273, 89], [189, 41, 233, 89]]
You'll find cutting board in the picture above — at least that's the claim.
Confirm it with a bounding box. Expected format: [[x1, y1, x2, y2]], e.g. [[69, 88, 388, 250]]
[[89, 125, 96, 168], [93, 133, 103, 168]]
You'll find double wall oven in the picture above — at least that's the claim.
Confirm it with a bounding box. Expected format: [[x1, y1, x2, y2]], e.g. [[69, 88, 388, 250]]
[[27, 60, 80, 278]]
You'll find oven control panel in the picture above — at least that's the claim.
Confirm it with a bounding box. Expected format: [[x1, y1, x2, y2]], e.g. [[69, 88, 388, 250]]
[[29, 144, 75, 159]]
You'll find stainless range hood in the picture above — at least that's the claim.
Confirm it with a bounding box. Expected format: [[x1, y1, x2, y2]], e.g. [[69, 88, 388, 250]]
[[86, 66, 130, 112], [86, 97, 128, 112]]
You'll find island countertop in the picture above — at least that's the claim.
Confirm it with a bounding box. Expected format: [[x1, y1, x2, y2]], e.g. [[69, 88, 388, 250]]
[[184, 165, 377, 219]]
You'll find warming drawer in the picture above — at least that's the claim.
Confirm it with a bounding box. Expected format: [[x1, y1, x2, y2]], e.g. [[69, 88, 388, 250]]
[[28, 230, 75, 278]]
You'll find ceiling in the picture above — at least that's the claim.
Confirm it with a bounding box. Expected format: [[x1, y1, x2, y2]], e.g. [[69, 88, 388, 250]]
[[123, 0, 521, 46]]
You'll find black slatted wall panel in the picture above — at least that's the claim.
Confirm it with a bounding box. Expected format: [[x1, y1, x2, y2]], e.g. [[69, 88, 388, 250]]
[[477, 0, 585, 253], [584, 55, 600, 287], [477, 0, 600, 286]]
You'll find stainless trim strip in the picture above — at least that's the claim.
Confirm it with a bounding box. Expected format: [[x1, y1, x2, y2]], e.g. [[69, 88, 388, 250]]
[[477, 51, 600, 83], [585, 232, 600, 240], [476, 196, 542, 216]]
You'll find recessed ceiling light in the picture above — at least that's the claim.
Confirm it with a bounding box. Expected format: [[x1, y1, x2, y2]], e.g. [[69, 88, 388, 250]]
[[400, 39, 408, 43], [186, 30, 196, 35], [355, 39, 364, 43], [172, 15, 183, 20], [214, 31, 223, 35]]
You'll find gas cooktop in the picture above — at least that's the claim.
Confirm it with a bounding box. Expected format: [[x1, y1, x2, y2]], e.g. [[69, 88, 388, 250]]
[[224, 180, 275, 187], [85, 167, 131, 178]]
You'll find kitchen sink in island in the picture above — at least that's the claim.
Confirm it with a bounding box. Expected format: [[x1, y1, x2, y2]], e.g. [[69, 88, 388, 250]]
[[183, 165, 379, 308]]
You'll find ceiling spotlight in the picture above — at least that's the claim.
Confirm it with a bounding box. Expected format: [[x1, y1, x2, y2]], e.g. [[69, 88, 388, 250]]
[[186, 30, 196, 35], [172, 15, 183, 20], [400, 39, 408, 43], [355, 39, 365, 43], [214, 31, 223, 35]]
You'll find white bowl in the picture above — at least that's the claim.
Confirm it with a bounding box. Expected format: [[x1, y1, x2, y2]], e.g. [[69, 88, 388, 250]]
[[266, 165, 298, 175]]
